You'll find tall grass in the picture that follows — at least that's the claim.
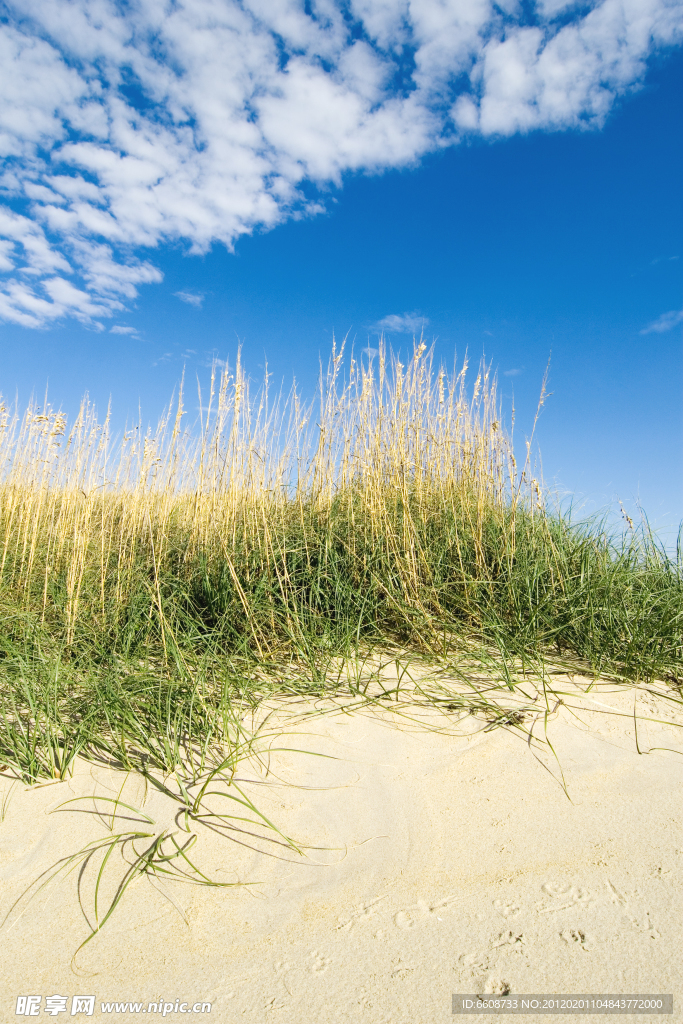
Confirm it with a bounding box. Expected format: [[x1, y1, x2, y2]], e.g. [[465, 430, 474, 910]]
[[0, 340, 681, 784], [0, 342, 515, 654]]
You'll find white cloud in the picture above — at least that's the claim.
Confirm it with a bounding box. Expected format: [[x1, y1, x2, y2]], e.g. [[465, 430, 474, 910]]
[[0, 0, 681, 328], [110, 324, 138, 335], [640, 308, 683, 334], [503, 367, 523, 376], [374, 312, 430, 334], [175, 290, 205, 307]]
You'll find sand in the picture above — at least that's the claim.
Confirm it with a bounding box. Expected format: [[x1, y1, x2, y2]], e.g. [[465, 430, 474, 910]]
[[1, 671, 682, 1023]]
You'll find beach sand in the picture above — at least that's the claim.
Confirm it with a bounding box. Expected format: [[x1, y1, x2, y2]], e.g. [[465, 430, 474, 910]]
[[1, 673, 682, 1023]]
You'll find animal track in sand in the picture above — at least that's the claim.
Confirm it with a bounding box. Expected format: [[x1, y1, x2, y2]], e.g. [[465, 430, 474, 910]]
[[393, 892, 471, 930], [337, 890, 471, 935], [481, 977, 511, 996], [336, 897, 386, 931], [590, 840, 616, 867], [493, 899, 521, 918], [309, 951, 331, 974], [490, 930, 525, 952], [394, 901, 443, 929], [272, 960, 294, 998], [460, 951, 490, 970], [538, 882, 593, 913], [357, 986, 374, 1012], [460, 931, 525, 969], [391, 958, 415, 980], [264, 995, 289, 1012], [607, 880, 661, 939], [560, 928, 593, 951]]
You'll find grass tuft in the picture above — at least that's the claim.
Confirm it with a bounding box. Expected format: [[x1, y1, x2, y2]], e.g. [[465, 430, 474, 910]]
[[0, 339, 680, 788]]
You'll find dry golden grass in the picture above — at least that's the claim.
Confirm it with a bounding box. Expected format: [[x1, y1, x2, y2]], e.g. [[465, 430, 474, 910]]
[[1, 338, 678, 697], [0, 339, 680, 805], [0, 341, 530, 648]]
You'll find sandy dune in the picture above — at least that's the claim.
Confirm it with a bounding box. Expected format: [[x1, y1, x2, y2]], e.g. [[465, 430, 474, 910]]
[[1, 674, 682, 1023]]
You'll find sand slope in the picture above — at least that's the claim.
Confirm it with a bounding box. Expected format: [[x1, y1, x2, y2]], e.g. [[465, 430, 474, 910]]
[[1, 676, 682, 1023]]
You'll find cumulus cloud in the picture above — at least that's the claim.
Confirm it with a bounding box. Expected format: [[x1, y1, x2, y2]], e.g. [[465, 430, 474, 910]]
[[175, 290, 205, 308], [374, 312, 430, 334], [640, 308, 683, 334], [0, 0, 681, 328]]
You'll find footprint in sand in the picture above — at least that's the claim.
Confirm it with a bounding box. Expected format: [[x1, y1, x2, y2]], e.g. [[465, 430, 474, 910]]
[[560, 928, 593, 951], [310, 951, 331, 973], [393, 894, 461, 930], [493, 898, 521, 918], [480, 977, 511, 996], [607, 881, 661, 939], [538, 882, 592, 912], [336, 897, 385, 931], [460, 930, 525, 971], [391, 958, 415, 980], [265, 996, 289, 1012]]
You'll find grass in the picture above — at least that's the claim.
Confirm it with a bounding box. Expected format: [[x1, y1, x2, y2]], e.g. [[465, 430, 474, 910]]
[[0, 338, 681, 949], [0, 338, 681, 787]]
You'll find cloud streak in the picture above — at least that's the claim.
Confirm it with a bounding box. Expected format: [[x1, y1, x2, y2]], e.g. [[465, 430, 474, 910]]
[[175, 291, 205, 308], [374, 312, 430, 334], [640, 308, 683, 334], [0, 0, 681, 328]]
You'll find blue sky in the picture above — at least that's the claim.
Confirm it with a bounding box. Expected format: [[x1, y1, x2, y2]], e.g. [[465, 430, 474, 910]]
[[1, 1, 682, 542]]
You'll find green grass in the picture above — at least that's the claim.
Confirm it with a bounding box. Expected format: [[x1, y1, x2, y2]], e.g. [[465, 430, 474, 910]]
[[0, 343, 681, 788], [2, 343, 681, 954], [0, 483, 680, 790]]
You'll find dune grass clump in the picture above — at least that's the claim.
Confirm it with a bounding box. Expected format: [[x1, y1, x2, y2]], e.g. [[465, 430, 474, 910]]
[[0, 341, 681, 784]]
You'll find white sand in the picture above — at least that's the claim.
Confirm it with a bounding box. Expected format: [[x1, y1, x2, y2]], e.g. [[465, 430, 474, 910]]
[[1, 674, 682, 1023]]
